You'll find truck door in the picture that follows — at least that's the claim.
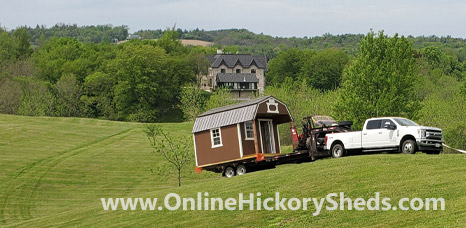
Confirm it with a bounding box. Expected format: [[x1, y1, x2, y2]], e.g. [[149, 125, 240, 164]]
[[380, 119, 398, 147], [362, 119, 382, 148]]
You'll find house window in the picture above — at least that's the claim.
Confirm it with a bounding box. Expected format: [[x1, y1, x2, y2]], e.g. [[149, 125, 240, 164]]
[[236, 69, 241, 73], [221, 69, 226, 73], [251, 69, 256, 73], [210, 128, 223, 148], [244, 121, 254, 140]]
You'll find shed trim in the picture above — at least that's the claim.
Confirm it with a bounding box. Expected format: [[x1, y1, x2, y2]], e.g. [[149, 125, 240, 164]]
[[193, 134, 199, 166], [258, 118, 276, 154], [237, 123, 243, 158]]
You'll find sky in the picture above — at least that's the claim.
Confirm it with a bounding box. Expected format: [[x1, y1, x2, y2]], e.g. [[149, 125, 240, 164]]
[[1, 0, 466, 38]]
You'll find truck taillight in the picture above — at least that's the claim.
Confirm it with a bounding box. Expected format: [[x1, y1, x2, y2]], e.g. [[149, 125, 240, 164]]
[[325, 135, 328, 145]]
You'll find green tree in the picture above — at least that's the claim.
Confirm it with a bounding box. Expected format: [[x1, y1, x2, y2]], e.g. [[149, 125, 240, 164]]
[[55, 74, 83, 117], [13, 27, 32, 58], [33, 37, 84, 82], [205, 87, 237, 110], [267, 48, 315, 85], [0, 28, 18, 63], [111, 42, 194, 122], [145, 124, 192, 187], [0, 78, 22, 114], [81, 72, 117, 119], [156, 27, 185, 54], [178, 84, 210, 121], [300, 49, 349, 90], [333, 31, 419, 129], [17, 78, 56, 116]]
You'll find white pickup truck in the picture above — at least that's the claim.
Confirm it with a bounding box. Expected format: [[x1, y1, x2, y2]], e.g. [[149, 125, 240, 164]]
[[325, 117, 443, 157]]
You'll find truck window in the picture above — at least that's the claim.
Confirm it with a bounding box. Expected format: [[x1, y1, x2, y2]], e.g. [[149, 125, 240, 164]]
[[381, 119, 395, 127], [366, 120, 382, 129], [393, 118, 419, 126]]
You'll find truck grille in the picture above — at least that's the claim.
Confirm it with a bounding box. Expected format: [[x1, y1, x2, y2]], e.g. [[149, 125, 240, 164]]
[[426, 130, 442, 140]]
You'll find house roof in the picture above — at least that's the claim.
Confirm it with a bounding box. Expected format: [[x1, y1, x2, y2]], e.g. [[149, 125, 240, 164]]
[[192, 96, 291, 133], [207, 54, 267, 70], [216, 73, 259, 83]]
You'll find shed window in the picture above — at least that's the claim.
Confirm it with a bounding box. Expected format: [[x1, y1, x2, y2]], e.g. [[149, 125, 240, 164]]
[[210, 128, 223, 148], [244, 121, 254, 140]]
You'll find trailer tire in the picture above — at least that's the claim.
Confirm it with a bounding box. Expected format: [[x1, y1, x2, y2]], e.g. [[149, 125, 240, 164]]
[[401, 139, 416, 154], [224, 166, 235, 178], [331, 143, 345, 158], [236, 165, 247, 176]]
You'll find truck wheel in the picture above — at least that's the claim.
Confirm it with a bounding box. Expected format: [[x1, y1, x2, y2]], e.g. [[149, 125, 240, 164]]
[[236, 165, 247, 176], [224, 167, 235, 178], [331, 143, 345, 158], [401, 140, 416, 154]]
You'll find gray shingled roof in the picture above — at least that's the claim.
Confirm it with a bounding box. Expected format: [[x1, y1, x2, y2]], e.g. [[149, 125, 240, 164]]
[[207, 54, 267, 69], [216, 73, 259, 83]]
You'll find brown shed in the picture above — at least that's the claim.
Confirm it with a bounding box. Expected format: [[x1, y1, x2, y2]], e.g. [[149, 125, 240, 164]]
[[192, 96, 293, 168]]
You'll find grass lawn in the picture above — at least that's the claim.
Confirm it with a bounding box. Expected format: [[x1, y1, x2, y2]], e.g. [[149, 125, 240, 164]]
[[0, 114, 465, 227]]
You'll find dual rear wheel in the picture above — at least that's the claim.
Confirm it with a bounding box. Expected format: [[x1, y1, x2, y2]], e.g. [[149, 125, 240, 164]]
[[223, 165, 247, 178]]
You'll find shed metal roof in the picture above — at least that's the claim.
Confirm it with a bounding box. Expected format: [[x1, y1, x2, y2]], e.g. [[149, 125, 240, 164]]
[[192, 96, 274, 133], [216, 73, 259, 83]]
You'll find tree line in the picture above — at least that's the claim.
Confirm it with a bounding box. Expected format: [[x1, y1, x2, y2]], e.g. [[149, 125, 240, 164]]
[[8, 24, 466, 60], [0, 26, 464, 149], [0, 27, 219, 122]]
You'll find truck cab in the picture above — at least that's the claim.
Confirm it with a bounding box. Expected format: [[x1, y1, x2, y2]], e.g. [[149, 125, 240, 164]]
[[325, 117, 443, 157]]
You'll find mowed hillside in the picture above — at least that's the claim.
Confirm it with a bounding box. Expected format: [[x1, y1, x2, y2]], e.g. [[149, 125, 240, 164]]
[[0, 114, 465, 227]]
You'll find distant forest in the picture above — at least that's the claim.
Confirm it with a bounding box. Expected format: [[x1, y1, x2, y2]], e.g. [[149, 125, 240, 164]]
[[0, 24, 465, 148], [12, 24, 466, 60]]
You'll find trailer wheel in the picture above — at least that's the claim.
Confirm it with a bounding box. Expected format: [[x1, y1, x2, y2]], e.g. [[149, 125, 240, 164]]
[[224, 167, 235, 178], [331, 143, 345, 158], [401, 139, 416, 154], [236, 165, 247, 176]]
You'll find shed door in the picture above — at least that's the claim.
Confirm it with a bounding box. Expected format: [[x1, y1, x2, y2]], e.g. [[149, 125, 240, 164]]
[[259, 120, 276, 154]]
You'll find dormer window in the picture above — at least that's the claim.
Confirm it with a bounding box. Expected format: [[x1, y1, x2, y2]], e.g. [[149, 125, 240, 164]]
[[251, 69, 256, 74], [221, 69, 226, 73], [236, 69, 241, 73]]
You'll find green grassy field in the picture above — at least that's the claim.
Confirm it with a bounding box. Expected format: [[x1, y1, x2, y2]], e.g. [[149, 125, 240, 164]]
[[0, 114, 465, 227]]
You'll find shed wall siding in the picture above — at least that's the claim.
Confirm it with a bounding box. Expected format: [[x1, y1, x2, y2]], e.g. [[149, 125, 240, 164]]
[[240, 122, 256, 156], [194, 124, 241, 166]]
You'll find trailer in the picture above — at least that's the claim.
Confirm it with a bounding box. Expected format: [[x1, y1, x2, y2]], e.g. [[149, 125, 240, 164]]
[[192, 96, 353, 178]]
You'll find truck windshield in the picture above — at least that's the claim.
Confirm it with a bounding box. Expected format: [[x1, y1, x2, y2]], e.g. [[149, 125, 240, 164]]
[[393, 118, 419, 126]]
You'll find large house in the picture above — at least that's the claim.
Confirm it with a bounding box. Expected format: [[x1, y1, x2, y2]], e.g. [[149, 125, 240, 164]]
[[201, 51, 268, 99]]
